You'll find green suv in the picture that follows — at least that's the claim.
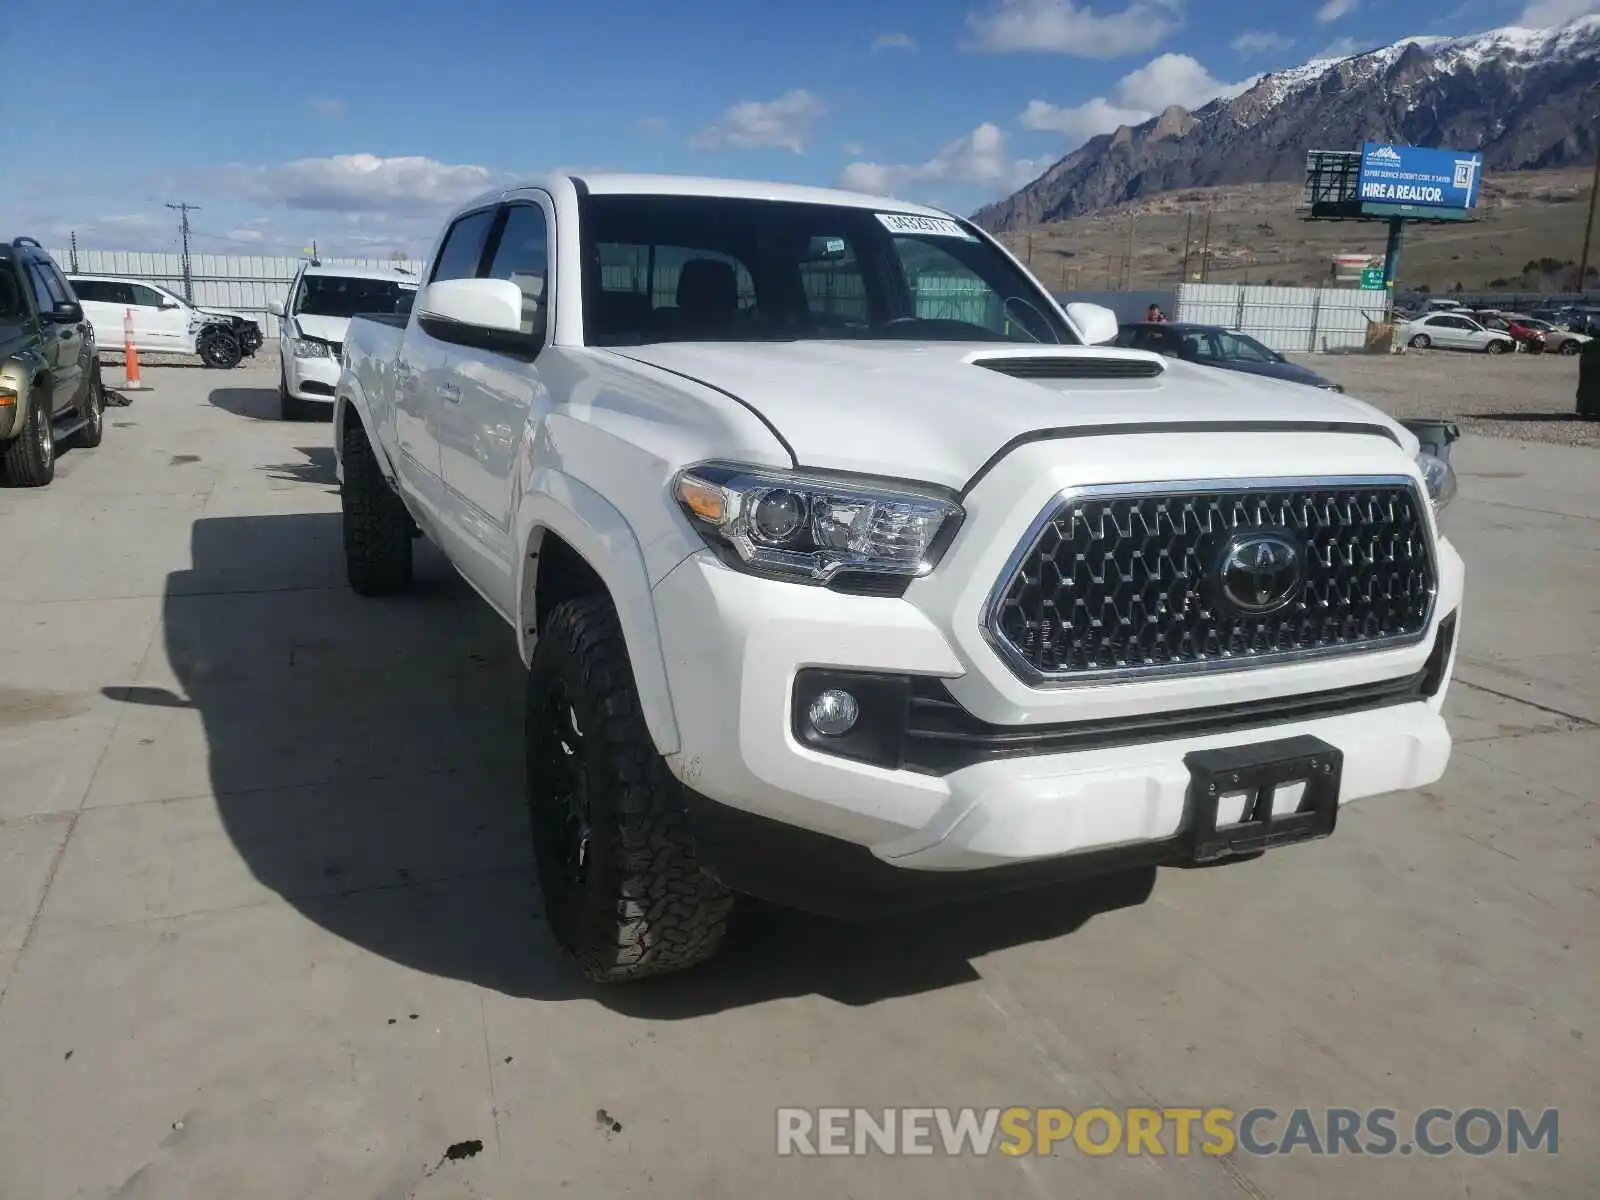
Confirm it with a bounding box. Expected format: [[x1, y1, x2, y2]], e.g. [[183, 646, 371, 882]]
[[0, 238, 105, 486]]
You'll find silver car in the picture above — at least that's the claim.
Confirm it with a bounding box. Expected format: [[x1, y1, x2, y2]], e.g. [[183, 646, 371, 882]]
[[1397, 312, 1516, 354]]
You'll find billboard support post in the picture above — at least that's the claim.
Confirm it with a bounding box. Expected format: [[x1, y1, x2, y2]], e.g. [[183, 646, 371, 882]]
[[1382, 217, 1405, 318]]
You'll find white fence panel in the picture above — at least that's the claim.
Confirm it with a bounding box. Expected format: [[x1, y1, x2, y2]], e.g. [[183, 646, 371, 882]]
[[48, 248, 426, 338], [1175, 283, 1391, 353]]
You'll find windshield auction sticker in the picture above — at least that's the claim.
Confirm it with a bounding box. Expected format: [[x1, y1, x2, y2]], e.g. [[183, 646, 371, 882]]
[[875, 213, 976, 239]]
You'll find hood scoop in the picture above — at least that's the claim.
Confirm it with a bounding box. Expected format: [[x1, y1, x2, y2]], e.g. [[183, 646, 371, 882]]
[[970, 354, 1165, 381]]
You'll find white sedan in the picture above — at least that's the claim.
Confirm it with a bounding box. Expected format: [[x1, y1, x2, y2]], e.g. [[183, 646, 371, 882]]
[[1397, 312, 1515, 354]]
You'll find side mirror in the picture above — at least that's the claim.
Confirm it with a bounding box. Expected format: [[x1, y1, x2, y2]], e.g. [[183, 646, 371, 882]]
[[49, 300, 83, 323], [419, 278, 523, 333], [266, 299, 284, 318], [1065, 301, 1119, 346], [160, 297, 181, 309]]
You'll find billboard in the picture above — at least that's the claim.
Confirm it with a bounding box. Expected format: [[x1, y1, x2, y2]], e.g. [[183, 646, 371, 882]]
[[1358, 143, 1484, 211]]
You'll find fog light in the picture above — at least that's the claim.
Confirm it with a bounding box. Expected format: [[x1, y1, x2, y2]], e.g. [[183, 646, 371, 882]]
[[807, 688, 860, 737]]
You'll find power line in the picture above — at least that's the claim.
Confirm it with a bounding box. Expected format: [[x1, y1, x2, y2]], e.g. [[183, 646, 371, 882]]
[[166, 202, 201, 302]]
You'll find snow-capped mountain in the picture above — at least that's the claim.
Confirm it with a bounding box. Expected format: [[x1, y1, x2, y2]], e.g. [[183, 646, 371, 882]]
[[972, 16, 1600, 232]]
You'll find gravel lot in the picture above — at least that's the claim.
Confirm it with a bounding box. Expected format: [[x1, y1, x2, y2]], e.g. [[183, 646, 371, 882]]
[[1, 364, 1596, 1197], [1292, 349, 1596, 448]]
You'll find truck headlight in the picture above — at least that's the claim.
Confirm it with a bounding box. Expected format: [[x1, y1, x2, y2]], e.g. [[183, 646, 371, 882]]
[[672, 462, 963, 590], [293, 338, 331, 359], [1417, 452, 1457, 512]]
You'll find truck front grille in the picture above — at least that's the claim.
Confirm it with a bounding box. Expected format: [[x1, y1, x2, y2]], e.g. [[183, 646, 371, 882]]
[[984, 477, 1437, 684]]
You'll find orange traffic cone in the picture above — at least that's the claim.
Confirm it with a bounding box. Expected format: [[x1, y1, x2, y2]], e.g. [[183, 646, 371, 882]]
[[120, 307, 151, 391]]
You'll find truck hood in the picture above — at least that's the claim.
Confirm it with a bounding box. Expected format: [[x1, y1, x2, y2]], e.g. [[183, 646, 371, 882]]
[[608, 341, 1409, 490], [288, 313, 352, 344]]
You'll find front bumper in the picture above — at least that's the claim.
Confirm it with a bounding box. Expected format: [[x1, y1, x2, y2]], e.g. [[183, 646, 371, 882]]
[[283, 350, 339, 401], [651, 431, 1465, 909], [657, 552, 1456, 878]]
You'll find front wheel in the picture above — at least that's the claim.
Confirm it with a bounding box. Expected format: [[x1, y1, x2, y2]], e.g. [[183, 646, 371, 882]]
[[527, 595, 733, 982], [1559, 340, 1581, 356], [198, 329, 243, 369], [1, 389, 55, 487], [1486, 339, 1507, 355], [279, 371, 308, 421], [1409, 334, 1431, 349]]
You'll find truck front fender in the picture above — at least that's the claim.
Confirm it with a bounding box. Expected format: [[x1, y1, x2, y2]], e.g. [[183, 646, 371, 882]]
[[514, 467, 681, 757], [333, 372, 400, 490]]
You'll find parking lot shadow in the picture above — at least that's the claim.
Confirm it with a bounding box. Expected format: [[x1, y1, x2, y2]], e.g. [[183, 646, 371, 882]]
[[262, 446, 338, 487], [210, 385, 332, 423], [107, 511, 1157, 1016], [209, 386, 281, 421]]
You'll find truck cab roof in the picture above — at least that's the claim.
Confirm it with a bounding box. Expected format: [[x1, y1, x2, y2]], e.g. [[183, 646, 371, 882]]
[[464, 173, 957, 221]]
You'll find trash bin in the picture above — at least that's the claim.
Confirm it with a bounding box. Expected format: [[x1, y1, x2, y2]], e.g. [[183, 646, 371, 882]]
[[1400, 419, 1462, 463], [1579, 337, 1600, 420]]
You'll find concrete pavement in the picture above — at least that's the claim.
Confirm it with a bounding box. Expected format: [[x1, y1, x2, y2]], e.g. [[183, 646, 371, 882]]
[[0, 365, 1595, 1198]]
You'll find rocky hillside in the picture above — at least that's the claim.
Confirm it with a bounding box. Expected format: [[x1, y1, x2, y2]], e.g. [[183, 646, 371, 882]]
[[973, 17, 1600, 232]]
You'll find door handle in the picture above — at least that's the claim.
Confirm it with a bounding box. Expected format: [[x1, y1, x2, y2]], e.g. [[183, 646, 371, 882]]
[[439, 380, 461, 403]]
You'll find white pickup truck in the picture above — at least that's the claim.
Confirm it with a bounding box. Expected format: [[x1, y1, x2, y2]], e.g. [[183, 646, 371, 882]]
[[335, 174, 1464, 982]]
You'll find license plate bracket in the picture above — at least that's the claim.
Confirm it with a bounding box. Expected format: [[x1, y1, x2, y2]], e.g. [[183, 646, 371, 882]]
[[1184, 735, 1343, 864]]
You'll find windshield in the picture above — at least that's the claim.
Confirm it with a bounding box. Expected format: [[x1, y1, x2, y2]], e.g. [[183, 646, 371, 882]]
[[578, 194, 1075, 347], [293, 275, 416, 320]]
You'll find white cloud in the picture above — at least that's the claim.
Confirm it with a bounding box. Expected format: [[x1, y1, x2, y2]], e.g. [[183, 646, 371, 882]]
[[306, 96, 346, 120], [839, 123, 1045, 197], [842, 141, 867, 156], [221, 228, 266, 243], [1315, 0, 1358, 22], [873, 31, 918, 50], [1230, 30, 1295, 55], [1313, 36, 1362, 60], [211, 153, 512, 215], [1021, 53, 1254, 148], [964, 0, 1184, 58], [637, 116, 669, 136], [689, 90, 827, 153], [1519, 0, 1600, 24]]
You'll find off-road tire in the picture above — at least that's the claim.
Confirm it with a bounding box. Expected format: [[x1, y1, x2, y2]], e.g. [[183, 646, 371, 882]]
[[1409, 334, 1431, 349], [73, 367, 105, 449], [2, 387, 56, 487], [198, 328, 243, 369], [527, 596, 733, 982], [340, 417, 413, 595], [279, 371, 309, 421]]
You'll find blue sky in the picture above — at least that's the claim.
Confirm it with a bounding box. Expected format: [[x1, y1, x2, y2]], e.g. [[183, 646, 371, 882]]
[[0, 0, 1589, 257]]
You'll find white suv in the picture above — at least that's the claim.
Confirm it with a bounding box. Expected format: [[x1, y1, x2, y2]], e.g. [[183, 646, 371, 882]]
[[269, 263, 417, 419], [67, 274, 261, 368]]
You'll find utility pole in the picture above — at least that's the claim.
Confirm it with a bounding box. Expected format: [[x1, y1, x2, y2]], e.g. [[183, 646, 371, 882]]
[[1199, 209, 1213, 283], [1573, 80, 1600, 296], [166, 202, 201, 302], [1125, 214, 1136, 289], [69, 231, 79, 274], [1025, 229, 1033, 267], [1180, 211, 1193, 282]]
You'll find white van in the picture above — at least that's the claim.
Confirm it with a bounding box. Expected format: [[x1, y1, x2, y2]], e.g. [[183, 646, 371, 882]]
[[66, 274, 262, 368], [269, 263, 417, 419]]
